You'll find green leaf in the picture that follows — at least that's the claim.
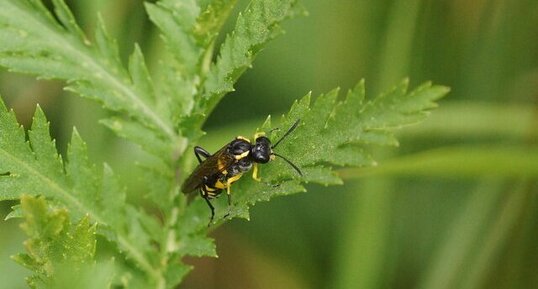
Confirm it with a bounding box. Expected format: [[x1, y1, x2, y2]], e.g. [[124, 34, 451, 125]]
[[279, 80, 449, 169], [93, 14, 123, 71], [199, 0, 306, 115], [202, 80, 449, 222], [12, 195, 96, 288], [49, 261, 116, 289], [194, 0, 238, 46], [0, 1, 448, 288], [50, 0, 87, 43], [128, 44, 156, 105], [100, 117, 172, 159], [164, 263, 192, 289], [0, 100, 161, 284], [145, 0, 243, 128], [0, 0, 178, 158], [145, 0, 201, 76], [4, 204, 22, 220]]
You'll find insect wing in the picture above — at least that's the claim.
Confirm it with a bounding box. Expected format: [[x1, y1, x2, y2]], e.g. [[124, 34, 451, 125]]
[[181, 146, 235, 193]]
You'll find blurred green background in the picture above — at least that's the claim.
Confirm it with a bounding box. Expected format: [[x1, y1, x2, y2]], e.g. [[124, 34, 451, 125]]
[[1, 0, 538, 288]]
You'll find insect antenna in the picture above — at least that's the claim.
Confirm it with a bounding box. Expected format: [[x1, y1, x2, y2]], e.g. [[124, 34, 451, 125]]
[[272, 152, 303, 176], [271, 119, 301, 149]]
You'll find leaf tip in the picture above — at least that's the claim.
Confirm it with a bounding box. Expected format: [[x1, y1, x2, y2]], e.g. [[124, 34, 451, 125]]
[[399, 78, 410, 91], [438, 85, 451, 95], [261, 115, 272, 130], [32, 104, 46, 119], [69, 126, 87, 150], [71, 126, 81, 138]]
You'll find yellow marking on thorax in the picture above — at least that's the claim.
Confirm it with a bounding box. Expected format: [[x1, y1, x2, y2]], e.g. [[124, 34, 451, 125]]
[[236, 136, 251, 142], [254, 131, 265, 139], [234, 150, 249, 160]]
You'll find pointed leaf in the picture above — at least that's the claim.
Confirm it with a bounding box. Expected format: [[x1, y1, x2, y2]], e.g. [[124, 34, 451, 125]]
[[51, 0, 87, 43], [0, 0, 178, 159], [129, 44, 156, 105], [201, 80, 449, 222], [201, 0, 305, 114], [14, 196, 96, 287], [0, 99, 159, 281]]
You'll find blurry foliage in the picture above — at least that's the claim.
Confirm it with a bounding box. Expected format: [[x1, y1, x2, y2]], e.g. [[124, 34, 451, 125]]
[[0, 1, 537, 289], [12, 196, 103, 289]]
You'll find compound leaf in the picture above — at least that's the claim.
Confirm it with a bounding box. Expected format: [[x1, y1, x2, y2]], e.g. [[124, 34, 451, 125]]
[[199, 0, 306, 115], [187, 80, 449, 223], [0, 0, 178, 159], [0, 1, 448, 288], [0, 99, 162, 286], [12, 196, 97, 288]]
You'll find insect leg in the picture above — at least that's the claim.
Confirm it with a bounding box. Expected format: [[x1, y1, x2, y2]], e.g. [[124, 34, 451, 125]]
[[194, 146, 212, 163], [252, 163, 261, 181], [200, 190, 215, 226], [224, 173, 243, 206], [226, 180, 232, 206], [223, 179, 235, 220]]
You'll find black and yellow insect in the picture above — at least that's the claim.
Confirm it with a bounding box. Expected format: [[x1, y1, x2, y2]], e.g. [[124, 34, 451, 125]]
[[181, 119, 303, 225]]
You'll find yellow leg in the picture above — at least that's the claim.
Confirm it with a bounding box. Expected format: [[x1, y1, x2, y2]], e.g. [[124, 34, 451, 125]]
[[252, 163, 261, 181], [226, 178, 233, 205], [223, 174, 242, 206]]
